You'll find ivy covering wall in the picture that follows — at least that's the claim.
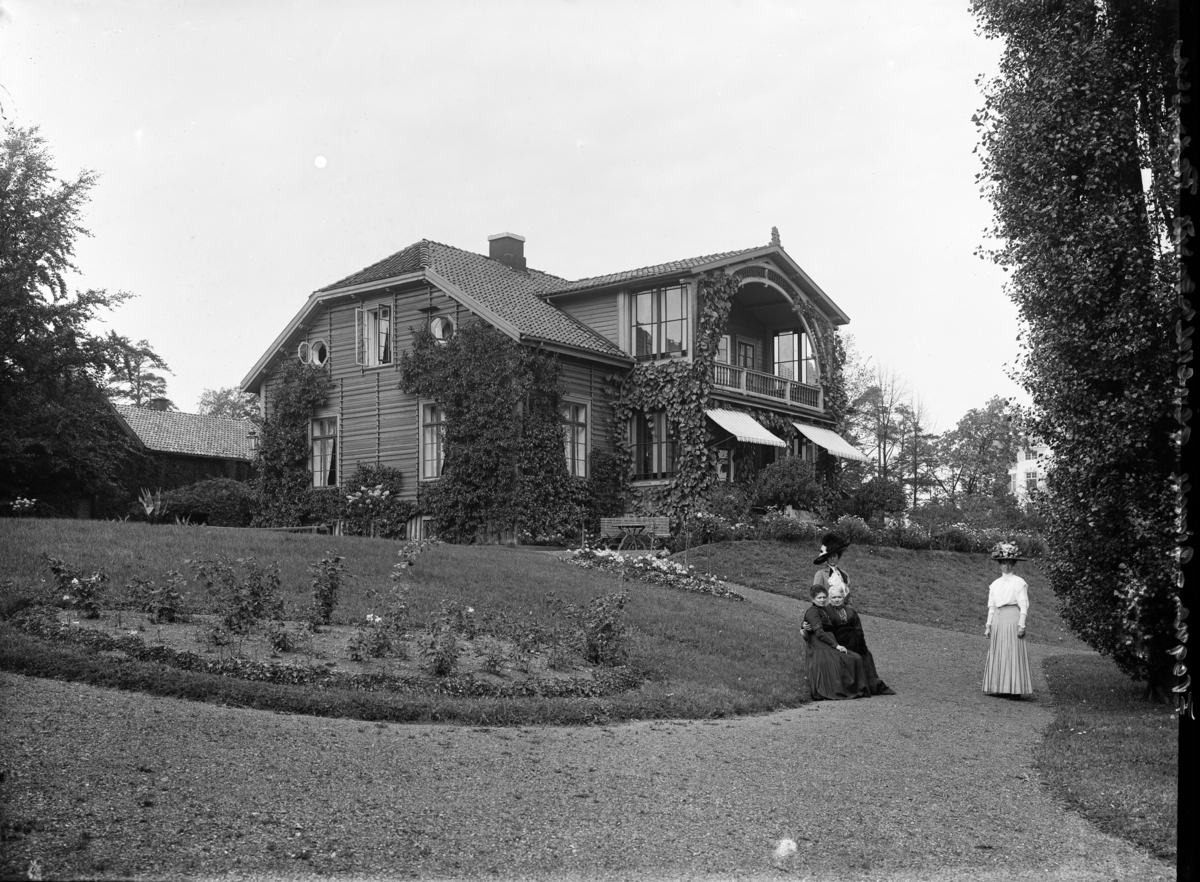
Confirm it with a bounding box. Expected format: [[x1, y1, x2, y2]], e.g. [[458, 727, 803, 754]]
[[251, 356, 334, 527], [611, 268, 848, 527], [399, 323, 585, 543]]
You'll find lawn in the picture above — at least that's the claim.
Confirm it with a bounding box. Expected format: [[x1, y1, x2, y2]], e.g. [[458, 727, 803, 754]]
[[676, 539, 1087, 648], [0, 520, 808, 724], [1035, 653, 1178, 861]]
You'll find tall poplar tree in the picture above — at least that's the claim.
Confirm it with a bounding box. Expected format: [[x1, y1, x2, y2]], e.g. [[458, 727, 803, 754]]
[[972, 0, 1180, 693]]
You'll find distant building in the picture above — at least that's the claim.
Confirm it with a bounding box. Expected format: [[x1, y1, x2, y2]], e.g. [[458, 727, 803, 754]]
[[1008, 441, 1051, 505], [113, 403, 257, 490]]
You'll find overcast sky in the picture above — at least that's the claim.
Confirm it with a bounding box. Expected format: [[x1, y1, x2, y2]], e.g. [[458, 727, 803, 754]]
[[1, 0, 1025, 431]]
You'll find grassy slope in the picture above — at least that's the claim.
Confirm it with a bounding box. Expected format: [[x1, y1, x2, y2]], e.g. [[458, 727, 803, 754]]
[[1036, 653, 1178, 860], [677, 539, 1088, 648], [0, 520, 806, 721]]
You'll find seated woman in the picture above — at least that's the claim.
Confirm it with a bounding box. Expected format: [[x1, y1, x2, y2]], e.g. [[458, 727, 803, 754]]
[[803, 584, 872, 701], [826, 584, 895, 695]]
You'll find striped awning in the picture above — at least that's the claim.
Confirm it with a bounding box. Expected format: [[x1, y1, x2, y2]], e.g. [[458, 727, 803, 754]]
[[706, 409, 786, 447], [793, 422, 869, 462]]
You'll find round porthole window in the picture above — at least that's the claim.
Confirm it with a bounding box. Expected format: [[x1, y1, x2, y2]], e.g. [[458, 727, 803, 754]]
[[309, 339, 329, 367], [430, 316, 456, 343]]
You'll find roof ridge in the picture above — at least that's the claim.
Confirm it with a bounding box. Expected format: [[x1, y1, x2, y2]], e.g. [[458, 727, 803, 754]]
[[116, 405, 254, 425], [561, 245, 763, 286]]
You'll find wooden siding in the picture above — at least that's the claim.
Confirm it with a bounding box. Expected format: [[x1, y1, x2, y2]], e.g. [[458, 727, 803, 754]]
[[557, 292, 620, 348], [261, 284, 622, 501]]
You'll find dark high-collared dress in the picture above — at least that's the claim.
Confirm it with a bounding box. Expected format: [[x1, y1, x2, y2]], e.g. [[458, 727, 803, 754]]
[[825, 602, 895, 695], [802, 605, 871, 700]]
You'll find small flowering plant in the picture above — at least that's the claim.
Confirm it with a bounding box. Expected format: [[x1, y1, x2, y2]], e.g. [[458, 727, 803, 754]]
[[11, 497, 35, 516], [43, 554, 106, 619]]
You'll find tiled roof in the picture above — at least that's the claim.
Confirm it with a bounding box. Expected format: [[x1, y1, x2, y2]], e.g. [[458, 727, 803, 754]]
[[541, 247, 764, 294], [318, 240, 625, 358], [115, 406, 256, 461]]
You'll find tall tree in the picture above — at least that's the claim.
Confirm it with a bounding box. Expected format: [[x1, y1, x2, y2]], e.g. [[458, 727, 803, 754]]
[[896, 394, 939, 509], [103, 335, 173, 408], [973, 0, 1179, 693], [0, 124, 160, 512], [197, 386, 259, 421], [850, 363, 909, 481]]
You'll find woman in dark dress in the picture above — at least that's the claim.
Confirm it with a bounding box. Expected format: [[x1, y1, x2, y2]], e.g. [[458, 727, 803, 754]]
[[826, 584, 895, 695], [803, 584, 872, 700]]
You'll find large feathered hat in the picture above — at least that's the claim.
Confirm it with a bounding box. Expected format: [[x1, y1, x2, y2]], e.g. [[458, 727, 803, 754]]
[[990, 541, 1027, 562], [813, 532, 850, 565]]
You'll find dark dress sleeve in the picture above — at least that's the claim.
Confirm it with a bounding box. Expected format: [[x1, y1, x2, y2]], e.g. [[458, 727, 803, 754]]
[[803, 606, 839, 648], [847, 604, 866, 643]]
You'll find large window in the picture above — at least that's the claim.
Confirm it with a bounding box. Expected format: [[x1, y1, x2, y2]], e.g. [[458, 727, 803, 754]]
[[311, 417, 338, 488], [1025, 470, 1039, 494], [716, 335, 731, 364], [562, 401, 588, 478], [774, 330, 816, 384], [421, 403, 445, 479], [356, 304, 392, 367], [632, 410, 676, 480], [632, 285, 688, 359]]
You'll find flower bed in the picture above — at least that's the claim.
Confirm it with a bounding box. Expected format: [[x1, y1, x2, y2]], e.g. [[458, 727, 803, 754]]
[[565, 547, 744, 601], [5, 605, 642, 700]]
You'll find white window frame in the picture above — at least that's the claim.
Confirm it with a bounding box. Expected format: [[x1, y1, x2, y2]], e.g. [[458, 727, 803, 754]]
[[631, 284, 689, 360], [717, 334, 731, 364], [356, 303, 393, 368], [419, 401, 446, 480], [561, 399, 589, 478], [310, 414, 339, 488]]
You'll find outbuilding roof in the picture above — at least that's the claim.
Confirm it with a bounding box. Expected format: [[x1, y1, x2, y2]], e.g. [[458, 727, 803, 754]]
[[114, 406, 256, 461]]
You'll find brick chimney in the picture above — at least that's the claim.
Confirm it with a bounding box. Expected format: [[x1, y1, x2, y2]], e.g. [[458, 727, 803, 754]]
[[488, 232, 526, 272], [147, 397, 172, 412]]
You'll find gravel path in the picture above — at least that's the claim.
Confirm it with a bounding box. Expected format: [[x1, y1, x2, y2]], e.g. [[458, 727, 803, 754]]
[[0, 583, 1171, 882]]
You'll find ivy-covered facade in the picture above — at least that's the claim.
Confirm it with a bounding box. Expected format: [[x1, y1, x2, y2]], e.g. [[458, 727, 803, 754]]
[[241, 231, 861, 536]]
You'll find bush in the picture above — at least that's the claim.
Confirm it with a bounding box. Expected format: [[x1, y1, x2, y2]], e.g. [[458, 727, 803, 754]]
[[832, 515, 877, 546], [702, 483, 754, 524], [758, 510, 823, 543], [340, 464, 415, 539], [164, 478, 254, 527], [753, 457, 824, 511]]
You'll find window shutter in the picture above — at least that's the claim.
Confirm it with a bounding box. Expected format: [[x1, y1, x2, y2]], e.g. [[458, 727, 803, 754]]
[[355, 307, 365, 366]]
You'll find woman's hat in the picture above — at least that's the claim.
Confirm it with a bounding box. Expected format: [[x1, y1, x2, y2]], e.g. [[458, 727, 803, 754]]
[[813, 532, 850, 565], [990, 541, 1027, 562]]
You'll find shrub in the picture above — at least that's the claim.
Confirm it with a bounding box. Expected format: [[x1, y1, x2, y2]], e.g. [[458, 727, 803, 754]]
[[758, 509, 823, 543], [753, 457, 824, 511], [186, 555, 284, 637], [43, 555, 106, 619], [703, 483, 754, 524], [307, 553, 347, 629], [340, 464, 415, 538], [163, 478, 254, 527], [832, 515, 877, 546]]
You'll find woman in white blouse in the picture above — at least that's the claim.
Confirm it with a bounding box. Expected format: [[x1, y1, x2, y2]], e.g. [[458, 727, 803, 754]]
[[983, 542, 1033, 698]]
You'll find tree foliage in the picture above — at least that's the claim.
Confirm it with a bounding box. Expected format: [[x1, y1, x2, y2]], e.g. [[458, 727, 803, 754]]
[[0, 124, 164, 513], [973, 0, 1179, 689], [197, 386, 260, 421], [935, 395, 1023, 500], [103, 336, 173, 409]]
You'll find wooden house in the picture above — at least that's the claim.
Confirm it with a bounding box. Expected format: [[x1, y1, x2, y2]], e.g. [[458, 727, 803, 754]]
[[241, 231, 865, 525]]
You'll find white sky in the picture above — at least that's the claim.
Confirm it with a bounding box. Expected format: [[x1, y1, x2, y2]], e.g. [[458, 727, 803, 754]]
[[1, 0, 1027, 431]]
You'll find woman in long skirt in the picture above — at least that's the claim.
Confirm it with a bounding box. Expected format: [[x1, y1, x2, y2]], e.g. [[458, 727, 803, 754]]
[[983, 542, 1033, 698], [804, 584, 872, 700]]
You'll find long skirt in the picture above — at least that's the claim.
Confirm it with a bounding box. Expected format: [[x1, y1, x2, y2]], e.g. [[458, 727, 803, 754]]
[[806, 637, 872, 700], [983, 605, 1033, 695]]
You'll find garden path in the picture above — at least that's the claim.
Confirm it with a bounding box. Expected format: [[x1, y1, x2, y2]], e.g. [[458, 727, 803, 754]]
[[0, 582, 1171, 882]]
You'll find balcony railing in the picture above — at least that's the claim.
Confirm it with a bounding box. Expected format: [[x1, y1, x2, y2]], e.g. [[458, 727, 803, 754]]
[[712, 363, 822, 409]]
